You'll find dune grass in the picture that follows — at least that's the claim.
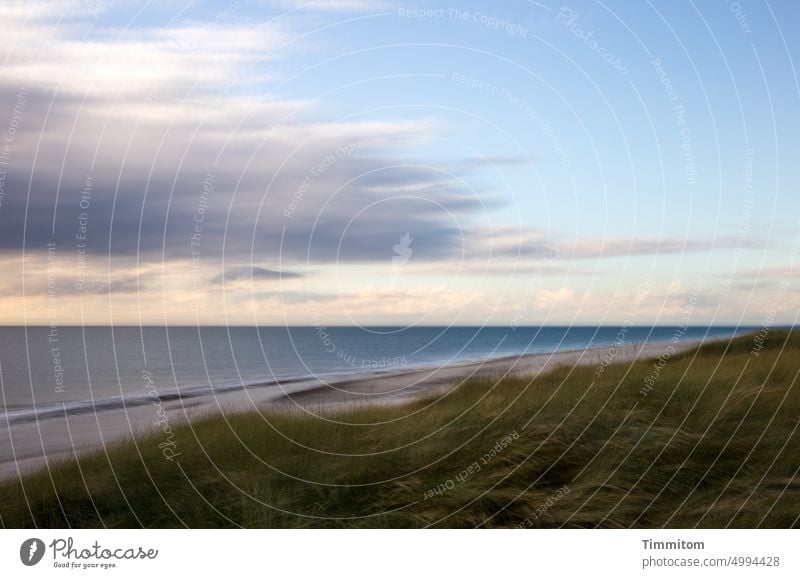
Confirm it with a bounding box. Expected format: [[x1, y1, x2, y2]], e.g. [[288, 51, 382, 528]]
[[1, 330, 799, 528]]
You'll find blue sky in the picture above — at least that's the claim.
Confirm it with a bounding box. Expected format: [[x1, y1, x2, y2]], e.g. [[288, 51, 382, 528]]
[[0, 0, 798, 326]]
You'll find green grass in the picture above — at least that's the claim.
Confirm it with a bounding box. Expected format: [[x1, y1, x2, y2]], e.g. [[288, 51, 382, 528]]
[[2, 330, 799, 528]]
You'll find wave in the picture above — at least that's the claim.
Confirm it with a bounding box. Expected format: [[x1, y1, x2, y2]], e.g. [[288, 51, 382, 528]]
[[0, 375, 316, 426]]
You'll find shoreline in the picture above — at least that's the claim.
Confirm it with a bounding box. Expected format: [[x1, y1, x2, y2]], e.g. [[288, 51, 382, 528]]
[[0, 338, 701, 480], [272, 339, 699, 410]]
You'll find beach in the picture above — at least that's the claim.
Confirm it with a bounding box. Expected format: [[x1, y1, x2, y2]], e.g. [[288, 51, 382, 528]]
[[0, 339, 696, 481]]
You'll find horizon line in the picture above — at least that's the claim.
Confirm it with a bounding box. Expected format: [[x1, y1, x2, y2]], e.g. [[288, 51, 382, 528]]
[[0, 324, 782, 329]]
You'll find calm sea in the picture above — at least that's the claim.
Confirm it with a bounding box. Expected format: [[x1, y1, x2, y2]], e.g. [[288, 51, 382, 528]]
[[0, 326, 751, 424]]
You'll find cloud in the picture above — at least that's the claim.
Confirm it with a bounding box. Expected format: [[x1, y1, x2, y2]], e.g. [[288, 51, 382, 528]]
[[0, 252, 148, 297], [533, 286, 579, 309], [247, 285, 480, 322], [212, 266, 304, 283], [2, 3, 784, 327], [730, 264, 797, 279], [0, 12, 287, 98], [0, 5, 488, 270], [562, 235, 763, 260], [464, 226, 558, 260], [2, 5, 752, 280]]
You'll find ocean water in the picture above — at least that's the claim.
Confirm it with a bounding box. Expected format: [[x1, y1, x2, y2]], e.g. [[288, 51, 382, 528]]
[[0, 325, 751, 424]]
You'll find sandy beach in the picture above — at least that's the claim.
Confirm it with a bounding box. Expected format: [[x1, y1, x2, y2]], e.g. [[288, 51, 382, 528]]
[[0, 339, 697, 481]]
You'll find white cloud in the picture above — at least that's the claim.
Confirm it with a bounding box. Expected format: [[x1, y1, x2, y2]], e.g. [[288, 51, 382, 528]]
[[564, 235, 763, 260], [0, 9, 288, 97]]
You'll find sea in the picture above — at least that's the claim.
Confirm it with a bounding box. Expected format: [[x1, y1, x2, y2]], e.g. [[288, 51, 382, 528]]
[[0, 325, 752, 425]]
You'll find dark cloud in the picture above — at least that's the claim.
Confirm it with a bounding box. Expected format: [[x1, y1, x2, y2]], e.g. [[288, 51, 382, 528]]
[[251, 290, 338, 304], [0, 12, 760, 282], [212, 266, 304, 283], [0, 82, 491, 268]]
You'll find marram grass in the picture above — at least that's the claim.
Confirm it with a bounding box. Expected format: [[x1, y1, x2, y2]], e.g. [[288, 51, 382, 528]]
[[2, 330, 799, 528]]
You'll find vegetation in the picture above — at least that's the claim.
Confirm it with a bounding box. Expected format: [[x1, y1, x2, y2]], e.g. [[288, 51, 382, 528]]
[[2, 330, 799, 528]]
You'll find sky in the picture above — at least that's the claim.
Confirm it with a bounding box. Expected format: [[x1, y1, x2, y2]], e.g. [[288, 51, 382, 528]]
[[0, 0, 798, 326]]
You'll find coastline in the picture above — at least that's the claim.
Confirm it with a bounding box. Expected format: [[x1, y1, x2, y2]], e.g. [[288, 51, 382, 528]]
[[4, 329, 799, 529], [0, 338, 700, 480], [273, 339, 699, 410]]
